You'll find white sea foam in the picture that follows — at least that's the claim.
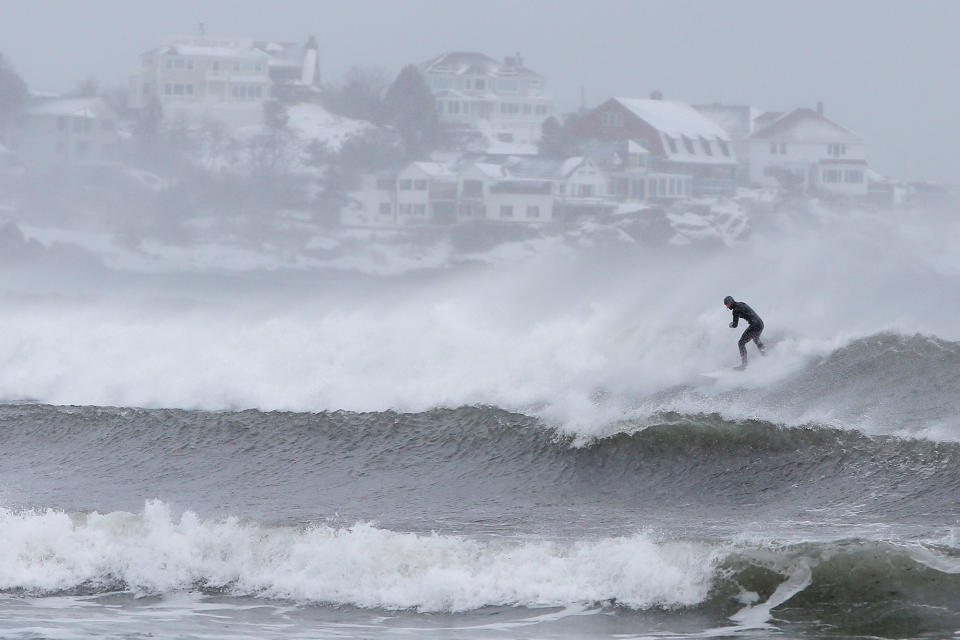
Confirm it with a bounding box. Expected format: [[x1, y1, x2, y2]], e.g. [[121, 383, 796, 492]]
[[0, 501, 721, 612], [0, 204, 957, 437]]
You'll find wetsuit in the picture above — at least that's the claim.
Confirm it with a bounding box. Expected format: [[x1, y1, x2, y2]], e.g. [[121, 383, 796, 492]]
[[729, 301, 765, 366]]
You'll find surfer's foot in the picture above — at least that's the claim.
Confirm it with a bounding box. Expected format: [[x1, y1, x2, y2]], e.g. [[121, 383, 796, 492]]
[[733, 364, 746, 371]]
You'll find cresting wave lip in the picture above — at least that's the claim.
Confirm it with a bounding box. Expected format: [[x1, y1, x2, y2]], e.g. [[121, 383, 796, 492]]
[[2, 502, 960, 633]]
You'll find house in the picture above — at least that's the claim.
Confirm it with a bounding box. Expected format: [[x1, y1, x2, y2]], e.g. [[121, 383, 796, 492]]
[[746, 104, 867, 196], [2, 97, 121, 169], [356, 161, 458, 226], [253, 35, 321, 100], [573, 96, 738, 196], [420, 51, 555, 147], [129, 28, 319, 128], [129, 34, 271, 127]]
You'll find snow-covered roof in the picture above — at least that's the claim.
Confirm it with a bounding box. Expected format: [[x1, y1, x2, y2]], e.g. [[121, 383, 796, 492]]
[[658, 132, 737, 165], [405, 161, 456, 179], [156, 43, 269, 61], [614, 98, 731, 140], [472, 162, 507, 178], [421, 51, 542, 78], [23, 97, 115, 119], [749, 108, 862, 143]]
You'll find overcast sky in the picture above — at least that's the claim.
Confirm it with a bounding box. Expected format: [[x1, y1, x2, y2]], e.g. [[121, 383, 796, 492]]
[[2, 0, 957, 182]]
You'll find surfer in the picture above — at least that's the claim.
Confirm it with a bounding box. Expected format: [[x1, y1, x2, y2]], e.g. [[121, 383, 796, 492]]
[[724, 295, 765, 369]]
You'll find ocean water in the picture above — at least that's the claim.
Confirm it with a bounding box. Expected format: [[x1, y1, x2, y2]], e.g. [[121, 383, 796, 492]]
[[1, 205, 959, 638]]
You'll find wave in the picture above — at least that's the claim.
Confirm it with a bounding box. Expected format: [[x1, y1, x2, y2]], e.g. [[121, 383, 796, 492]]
[[3, 404, 960, 542], [2, 501, 960, 635]]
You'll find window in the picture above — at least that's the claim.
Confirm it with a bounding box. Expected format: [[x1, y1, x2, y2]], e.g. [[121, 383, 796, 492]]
[[718, 140, 730, 156], [497, 78, 517, 92], [379, 203, 392, 215], [447, 101, 459, 114], [601, 111, 623, 128], [822, 168, 841, 183], [527, 205, 540, 218], [523, 104, 531, 115], [414, 204, 427, 215], [212, 61, 220, 74], [700, 137, 713, 155], [474, 79, 485, 90], [828, 143, 847, 157], [233, 63, 241, 72], [399, 203, 412, 214], [143, 82, 151, 96], [376, 178, 395, 190], [666, 136, 678, 154], [844, 169, 863, 183], [413, 179, 428, 191], [770, 142, 777, 154], [682, 136, 695, 154], [75, 140, 90, 158], [535, 104, 548, 115], [398, 179, 413, 190], [462, 179, 483, 197], [500, 205, 514, 218]]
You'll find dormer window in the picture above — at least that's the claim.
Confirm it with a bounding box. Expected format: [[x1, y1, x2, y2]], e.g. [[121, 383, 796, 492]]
[[666, 136, 678, 154], [475, 79, 485, 90], [718, 140, 730, 156], [700, 137, 712, 155], [682, 136, 695, 154]]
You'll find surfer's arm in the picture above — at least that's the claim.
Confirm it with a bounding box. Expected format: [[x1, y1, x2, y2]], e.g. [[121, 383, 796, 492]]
[[729, 311, 739, 328]]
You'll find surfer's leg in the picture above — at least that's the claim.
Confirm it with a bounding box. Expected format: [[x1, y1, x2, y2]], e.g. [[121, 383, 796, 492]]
[[738, 330, 750, 367], [753, 325, 766, 355]]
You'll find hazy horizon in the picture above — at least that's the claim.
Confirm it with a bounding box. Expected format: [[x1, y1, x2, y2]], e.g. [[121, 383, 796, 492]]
[[1, 0, 957, 183]]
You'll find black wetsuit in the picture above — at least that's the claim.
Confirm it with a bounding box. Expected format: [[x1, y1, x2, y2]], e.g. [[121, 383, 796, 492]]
[[729, 301, 765, 366]]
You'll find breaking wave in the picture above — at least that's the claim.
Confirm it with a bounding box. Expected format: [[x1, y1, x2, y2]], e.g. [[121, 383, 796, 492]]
[[2, 501, 960, 635]]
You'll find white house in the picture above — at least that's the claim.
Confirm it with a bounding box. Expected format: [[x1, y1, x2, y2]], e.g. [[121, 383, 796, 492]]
[[130, 36, 271, 127], [2, 97, 121, 169], [420, 51, 555, 147], [747, 105, 867, 196]]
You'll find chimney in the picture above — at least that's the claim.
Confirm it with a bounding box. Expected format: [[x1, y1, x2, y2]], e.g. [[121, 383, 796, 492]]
[[650, 90, 663, 100], [515, 51, 523, 67], [816, 101, 824, 116], [198, 22, 206, 39]]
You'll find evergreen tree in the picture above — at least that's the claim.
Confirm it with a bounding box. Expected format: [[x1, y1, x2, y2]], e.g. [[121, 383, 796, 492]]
[[0, 53, 28, 119], [382, 65, 438, 158]]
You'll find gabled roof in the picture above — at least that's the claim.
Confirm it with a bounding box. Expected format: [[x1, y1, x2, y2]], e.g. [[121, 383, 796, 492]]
[[613, 98, 731, 140], [749, 108, 862, 143]]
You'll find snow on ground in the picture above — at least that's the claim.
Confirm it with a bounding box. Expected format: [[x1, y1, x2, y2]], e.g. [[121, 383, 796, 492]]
[[284, 103, 371, 152]]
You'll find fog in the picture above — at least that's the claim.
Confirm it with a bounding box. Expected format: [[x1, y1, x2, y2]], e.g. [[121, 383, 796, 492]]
[[0, 0, 958, 437]]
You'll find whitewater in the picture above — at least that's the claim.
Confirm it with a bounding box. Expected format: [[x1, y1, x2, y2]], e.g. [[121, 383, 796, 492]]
[[1, 203, 959, 639]]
